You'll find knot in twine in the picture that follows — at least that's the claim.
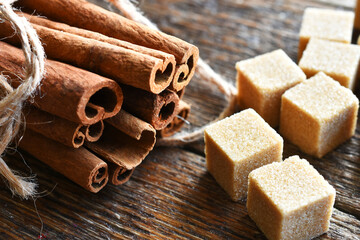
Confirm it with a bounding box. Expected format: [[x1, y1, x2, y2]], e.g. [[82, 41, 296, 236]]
[[110, 0, 238, 147], [0, 0, 45, 199]]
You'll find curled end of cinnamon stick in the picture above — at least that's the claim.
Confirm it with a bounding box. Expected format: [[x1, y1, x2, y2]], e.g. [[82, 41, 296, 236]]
[[158, 100, 190, 137], [88, 161, 108, 193], [152, 90, 180, 130], [25, 106, 86, 148], [81, 81, 123, 124], [170, 45, 199, 91], [109, 163, 134, 185], [150, 56, 176, 94], [73, 125, 86, 148], [139, 128, 157, 149], [170, 64, 190, 92], [20, 129, 109, 193], [183, 45, 199, 80], [85, 120, 104, 142]]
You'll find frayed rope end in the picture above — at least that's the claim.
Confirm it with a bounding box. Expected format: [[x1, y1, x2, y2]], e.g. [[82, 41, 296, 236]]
[[0, 1, 45, 198], [12, 176, 38, 199], [0, 157, 37, 199]]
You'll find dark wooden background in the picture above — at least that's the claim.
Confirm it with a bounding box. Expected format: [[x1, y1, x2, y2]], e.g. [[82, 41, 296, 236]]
[[1, 0, 359, 239]]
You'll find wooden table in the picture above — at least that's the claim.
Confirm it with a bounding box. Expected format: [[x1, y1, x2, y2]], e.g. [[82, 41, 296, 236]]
[[1, 0, 359, 239]]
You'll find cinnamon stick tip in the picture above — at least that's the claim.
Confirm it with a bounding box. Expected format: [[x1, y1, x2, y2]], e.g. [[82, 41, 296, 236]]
[[111, 167, 135, 185], [170, 64, 190, 92], [158, 100, 190, 137], [171, 45, 199, 91], [153, 92, 180, 130], [150, 57, 176, 94], [88, 161, 108, 193], [85, 120, 104, 142], [80, 81, 123, 124], [73, 125, 86, 148]]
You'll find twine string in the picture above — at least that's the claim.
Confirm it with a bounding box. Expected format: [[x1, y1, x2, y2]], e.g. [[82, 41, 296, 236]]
[[0, 0, 45, 198], [109, 0, 238, 147]]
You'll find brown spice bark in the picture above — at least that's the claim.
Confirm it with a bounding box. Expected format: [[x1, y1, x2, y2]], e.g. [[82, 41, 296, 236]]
[[85, 120, 104, 143], [0, 18, 174, 94], [25, 107, 86, 148], [121, 85, 180, 130], [108, 163, 134, 186], [86, 123, 156, 171], [17, 0, 199, 85], [20, 130, 108, 193], [158, 101, 191, 137], [0, 41, 122, 125], [22, 12, 192, 92], [170, 64, 192, 92], [106, 110, 155, 141], [20, 12, 176, 75], [25, 106, 104, 147]]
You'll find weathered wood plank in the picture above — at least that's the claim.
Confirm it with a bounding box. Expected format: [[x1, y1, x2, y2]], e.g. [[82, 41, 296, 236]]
[[1, 148, 359, 239]]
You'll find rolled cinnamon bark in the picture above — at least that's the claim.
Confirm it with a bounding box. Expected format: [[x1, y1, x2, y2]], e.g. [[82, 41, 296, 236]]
[[85, 120, 104, 143], [20, 130, 109, 193], [0, 41, 122, 125], [25, 107, 86, 148], [121, 85, 180, 130], [86, 123, 156, 171], [106, 110, 154, 140], [17, 0, 199, 84], [0, 19, 174, 94], [170, 64, 191, 92], [108, 163, 134, 185], [20, 12, 176, 77], [158, 101, 191, 137]]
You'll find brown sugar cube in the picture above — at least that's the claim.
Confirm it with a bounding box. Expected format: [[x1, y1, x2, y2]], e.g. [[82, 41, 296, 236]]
[[299, 38, 360, 89], [280, 72, 359, 158], [298, 8, 354, 60], [247, 155, 336, 240], [204, 109, 283, 201], [235, 49, 305, 127]]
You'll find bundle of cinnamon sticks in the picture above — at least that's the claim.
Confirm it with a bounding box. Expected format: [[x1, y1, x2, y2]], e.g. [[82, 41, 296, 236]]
[[0, 0, 197, 193]]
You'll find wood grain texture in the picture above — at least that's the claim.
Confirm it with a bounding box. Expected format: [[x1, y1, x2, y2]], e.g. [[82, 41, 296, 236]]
[[0, 0, 359, 239], [1, 148, 359, 239]]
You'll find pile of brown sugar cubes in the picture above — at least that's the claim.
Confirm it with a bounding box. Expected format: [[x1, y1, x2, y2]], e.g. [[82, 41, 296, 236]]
[[204, 7, 360, 240]]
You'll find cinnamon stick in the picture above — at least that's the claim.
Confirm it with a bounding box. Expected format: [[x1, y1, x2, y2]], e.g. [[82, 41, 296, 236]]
[[85, 120, 104, 143], [106, 110, 154, 140], [108, 163, 134, 185], [25, 106, 86, 148], [121, 85, 180, 130], [86, 123, 156, 171], [17, 0, 199, 84], [170, 64, 191, 92], [0, 19, 175, 94], [0, 41, 123, 125], [20, 12, 176, 75], [24, 12, 192, 92], [158, 101, 191, 137], [25, 106, 104, 147], [20, 130, 109, 193]]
